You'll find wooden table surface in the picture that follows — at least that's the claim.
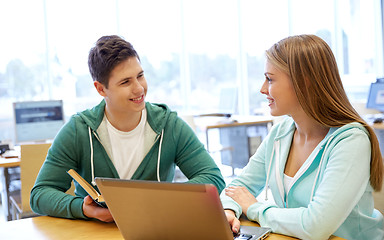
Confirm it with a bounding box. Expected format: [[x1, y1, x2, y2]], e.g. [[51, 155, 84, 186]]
[[0, 156, 20, 168], [0, 216, 344, 240]]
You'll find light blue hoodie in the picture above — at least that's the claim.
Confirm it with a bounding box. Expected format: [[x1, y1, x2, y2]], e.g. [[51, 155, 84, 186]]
[[221, 117, 384, 240]]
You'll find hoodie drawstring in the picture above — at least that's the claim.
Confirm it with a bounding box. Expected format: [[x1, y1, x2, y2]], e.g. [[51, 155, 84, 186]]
[[88, 126, 164, 184], [264, 141, 277, 201], [89, 127, 96, 186], [309, 136, 333, 201], [266, 136, 333, 205], [157, 129, 164, 182]]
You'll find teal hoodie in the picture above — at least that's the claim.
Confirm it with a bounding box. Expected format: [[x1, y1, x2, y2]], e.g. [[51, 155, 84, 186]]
[[221, 117, 384, 240], [30, 100, 225, 219]]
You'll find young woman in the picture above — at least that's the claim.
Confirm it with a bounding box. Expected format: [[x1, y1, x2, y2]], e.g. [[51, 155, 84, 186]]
[[221, 34, 383, 240]]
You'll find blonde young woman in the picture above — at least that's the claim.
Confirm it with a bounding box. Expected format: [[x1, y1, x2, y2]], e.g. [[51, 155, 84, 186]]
[[221, 34, 384, 240]]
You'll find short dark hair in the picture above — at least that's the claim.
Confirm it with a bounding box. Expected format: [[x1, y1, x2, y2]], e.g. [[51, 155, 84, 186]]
[[88, 35, 140, 87]]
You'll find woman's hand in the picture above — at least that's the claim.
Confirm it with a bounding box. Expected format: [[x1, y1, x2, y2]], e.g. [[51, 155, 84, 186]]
[[225, 186, 257, 215], [224, 209, 241, 234], [82, 195, 114, 222]]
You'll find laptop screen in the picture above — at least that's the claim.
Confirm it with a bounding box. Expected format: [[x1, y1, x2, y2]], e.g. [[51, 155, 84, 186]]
[[219, 87, 238, 115]]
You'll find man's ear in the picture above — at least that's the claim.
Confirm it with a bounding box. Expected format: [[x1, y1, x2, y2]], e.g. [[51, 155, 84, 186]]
[[94, 81, 107, 97]]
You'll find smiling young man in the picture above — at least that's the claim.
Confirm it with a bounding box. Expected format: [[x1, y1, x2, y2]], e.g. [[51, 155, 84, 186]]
[[30, 35, 225, 222]]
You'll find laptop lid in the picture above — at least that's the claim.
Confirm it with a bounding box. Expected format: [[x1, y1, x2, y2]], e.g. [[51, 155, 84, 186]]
[[95, 178, 271, 240]]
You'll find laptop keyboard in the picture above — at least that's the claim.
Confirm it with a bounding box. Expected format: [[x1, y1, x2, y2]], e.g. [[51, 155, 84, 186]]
[[233, 232, 253, 240]]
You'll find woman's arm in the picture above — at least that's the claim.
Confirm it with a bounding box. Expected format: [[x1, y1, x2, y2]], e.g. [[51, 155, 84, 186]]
[[244, 129, 371, 239], [220, 135, 270, 217]]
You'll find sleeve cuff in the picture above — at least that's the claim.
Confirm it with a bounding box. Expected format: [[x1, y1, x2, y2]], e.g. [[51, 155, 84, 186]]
[[246, 201, 277, 223], [70, 197, 89, 219], [220, 194, 242, 218]]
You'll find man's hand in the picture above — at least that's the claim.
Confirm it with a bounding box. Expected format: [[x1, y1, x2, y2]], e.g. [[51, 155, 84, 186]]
[[225, 186, 257, 215], [82, 195, 114, 222]]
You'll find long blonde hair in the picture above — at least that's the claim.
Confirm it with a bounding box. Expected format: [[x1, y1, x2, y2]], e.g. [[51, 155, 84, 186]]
[[266, 34, 383, 191]]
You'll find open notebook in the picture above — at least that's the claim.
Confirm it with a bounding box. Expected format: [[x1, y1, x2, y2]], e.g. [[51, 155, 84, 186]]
[[95, 178, 271, 240]]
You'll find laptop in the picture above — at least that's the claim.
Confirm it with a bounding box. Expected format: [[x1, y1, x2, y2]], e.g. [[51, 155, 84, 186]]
[[95, 178, 271, 240]]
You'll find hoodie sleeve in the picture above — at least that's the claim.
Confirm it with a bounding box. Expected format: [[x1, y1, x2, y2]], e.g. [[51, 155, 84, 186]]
[[220, 131, 271, 217], [172, 116, 226, 193], [30, 116, 89, 219], [247, 128, 372, 240]]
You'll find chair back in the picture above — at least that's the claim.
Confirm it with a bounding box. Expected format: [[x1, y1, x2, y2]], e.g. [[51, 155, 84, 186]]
[[20, 143, 52, 212], [19, 143, 75, 214]]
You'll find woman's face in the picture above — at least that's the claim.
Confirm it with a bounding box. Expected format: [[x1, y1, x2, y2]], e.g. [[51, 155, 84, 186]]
[[260, 60, 301, 117]]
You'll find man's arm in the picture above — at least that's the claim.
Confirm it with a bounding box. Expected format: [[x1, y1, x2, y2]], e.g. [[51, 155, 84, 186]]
[[173, 116, 226, 193]]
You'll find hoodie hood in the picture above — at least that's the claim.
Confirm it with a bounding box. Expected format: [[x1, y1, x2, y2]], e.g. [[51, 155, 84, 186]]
[[76, 99, 172, 185], [264, 116, 370, 206], [271, 116, 369, 149], [77, 99, 171, 134]]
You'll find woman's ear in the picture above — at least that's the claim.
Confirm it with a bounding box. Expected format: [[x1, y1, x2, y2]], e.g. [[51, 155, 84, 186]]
[[94, 81, 107, 97]]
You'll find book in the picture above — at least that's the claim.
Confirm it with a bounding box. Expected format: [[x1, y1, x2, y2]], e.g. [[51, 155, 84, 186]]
[[67, 169, 107, 208]]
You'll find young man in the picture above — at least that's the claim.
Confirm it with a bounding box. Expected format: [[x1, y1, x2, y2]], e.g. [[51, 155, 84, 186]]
[[30, 35, 225, 222]]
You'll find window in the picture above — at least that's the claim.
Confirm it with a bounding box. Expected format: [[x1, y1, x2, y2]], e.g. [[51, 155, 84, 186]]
[[0, 0, 383, 144], [239, 0, 290, 114], [117, 0, 183, 111], [0, 0, 47, 141], [288, 0, 384, 102]]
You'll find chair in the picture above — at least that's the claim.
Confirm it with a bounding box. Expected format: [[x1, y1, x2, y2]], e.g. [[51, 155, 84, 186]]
[[9, 143, 74, 220]]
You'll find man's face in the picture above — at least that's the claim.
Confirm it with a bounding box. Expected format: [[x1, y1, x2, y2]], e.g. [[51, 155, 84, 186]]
[[94, 57, 148, 116]]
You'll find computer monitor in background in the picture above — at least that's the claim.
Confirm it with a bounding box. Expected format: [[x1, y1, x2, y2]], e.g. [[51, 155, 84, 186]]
[[218, 87, 238, 116], [366, 80, 384, 112], [13, 100, 65, 144], [366, 79, 384, 158]]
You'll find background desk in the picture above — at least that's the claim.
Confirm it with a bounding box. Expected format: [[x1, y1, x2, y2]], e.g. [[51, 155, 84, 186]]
[[368, 122, 384, 151], [0, 216, 345, 240], [0, 156, 20, 221], [195, 116, 273, 170]]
